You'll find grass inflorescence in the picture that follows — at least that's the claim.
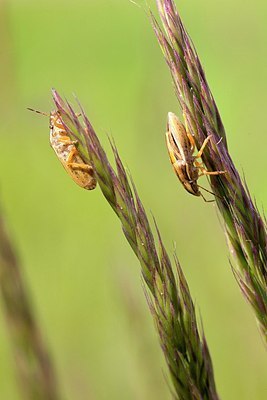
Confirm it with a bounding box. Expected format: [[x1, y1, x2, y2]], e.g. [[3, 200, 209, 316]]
[[151, 0, 267, 341], [52, 89, 220, 400]]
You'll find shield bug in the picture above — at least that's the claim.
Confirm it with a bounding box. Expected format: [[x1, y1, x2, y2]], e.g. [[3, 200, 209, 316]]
[[166, 112, 225, 200], [28, 108, 97, 190]]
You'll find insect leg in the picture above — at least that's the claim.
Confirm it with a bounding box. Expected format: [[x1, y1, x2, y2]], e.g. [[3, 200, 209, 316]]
[[182, 113, 197, 151], [198, 167, 226, 177], [66, 148, 92, 172], [65, 147, 79, 163], [57, 136, 78, 145], [195, 135, 213, 158], [198, 184, 225, 202], [200, 191, 215, 203], [187, 131, 196, 152], [67, 162, 92, 172], [194, 160, 205, 167]]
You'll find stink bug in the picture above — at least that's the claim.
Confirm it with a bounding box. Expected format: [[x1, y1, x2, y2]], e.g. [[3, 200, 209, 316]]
[[166, 112, 225, 200], [28, 108, 97, 190]]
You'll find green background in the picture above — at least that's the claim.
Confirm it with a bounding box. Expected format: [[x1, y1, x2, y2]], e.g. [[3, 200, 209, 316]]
[[1, 0, 267, 399]]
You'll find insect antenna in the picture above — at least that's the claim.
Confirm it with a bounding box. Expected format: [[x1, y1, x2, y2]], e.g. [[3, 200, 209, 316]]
[[27, 108, 49, 117], [197, 184, 224, 202]]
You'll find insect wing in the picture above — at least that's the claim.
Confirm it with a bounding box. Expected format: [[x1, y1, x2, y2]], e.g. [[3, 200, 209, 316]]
[[167, 112, 191, 160], [49, 110, 97, 190]]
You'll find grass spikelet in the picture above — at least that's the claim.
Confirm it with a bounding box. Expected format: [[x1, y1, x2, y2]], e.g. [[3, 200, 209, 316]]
[[51, 89, 220, 399], [152, 0, 267, 340]]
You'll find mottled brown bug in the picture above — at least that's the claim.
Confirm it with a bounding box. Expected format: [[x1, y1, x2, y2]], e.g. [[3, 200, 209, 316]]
[[28, 108, 97, 190], [166, 112, 225, 200]]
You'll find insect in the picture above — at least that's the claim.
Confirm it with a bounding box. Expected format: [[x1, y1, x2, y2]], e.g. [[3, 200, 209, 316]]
[[166, 112, 225, 200], [28, 108, 97, 190]]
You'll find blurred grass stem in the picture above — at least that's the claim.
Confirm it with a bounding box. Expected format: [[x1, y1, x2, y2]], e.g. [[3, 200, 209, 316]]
[[0, 212, 60, 400]]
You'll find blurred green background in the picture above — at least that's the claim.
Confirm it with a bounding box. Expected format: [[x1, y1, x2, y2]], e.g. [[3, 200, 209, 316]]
[[1, 0, 267, 399]]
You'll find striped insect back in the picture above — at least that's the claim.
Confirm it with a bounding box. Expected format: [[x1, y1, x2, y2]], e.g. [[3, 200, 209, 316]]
[[166, 112, 200, 196], [166, 112, 225, 201], [49, 110, 97, 190], [28, 107, 97, 190]]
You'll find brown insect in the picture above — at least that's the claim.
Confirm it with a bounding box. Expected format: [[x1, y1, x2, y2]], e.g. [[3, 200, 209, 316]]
[[166, 112, 225, 200], [28, 108, 97, 190]]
